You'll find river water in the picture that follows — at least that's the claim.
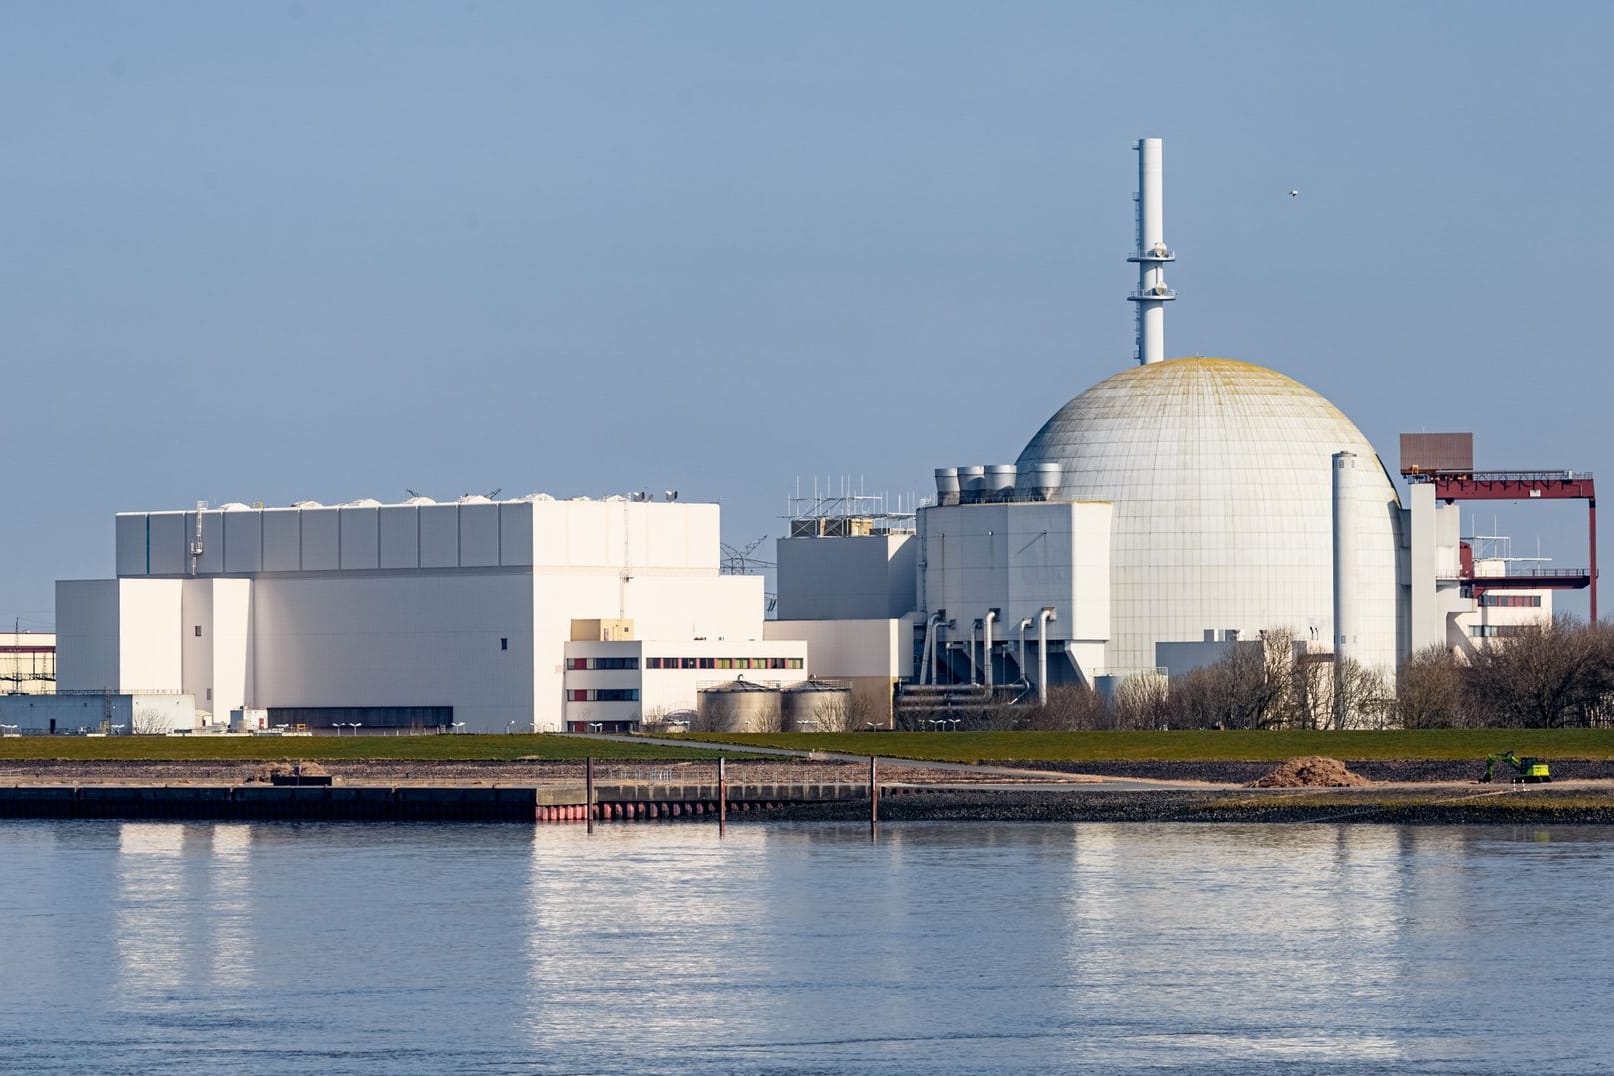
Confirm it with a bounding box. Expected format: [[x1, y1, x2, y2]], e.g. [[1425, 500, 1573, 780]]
[[1, 819, 1609, 1075]]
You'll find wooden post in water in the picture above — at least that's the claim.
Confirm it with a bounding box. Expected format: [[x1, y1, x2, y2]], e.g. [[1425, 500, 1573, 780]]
[[869, 754, 878, 838], [718, 756, 727, 836], [585, 756, 595, 834]]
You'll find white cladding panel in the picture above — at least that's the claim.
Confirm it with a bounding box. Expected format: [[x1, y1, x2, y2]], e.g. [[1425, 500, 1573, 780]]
[[224, 510, 263, 573], [209, 578, 253, 719], [765, 617, 914, 679], [118, 579, 183, 691], [459, 504, 500, 567], [339, 508, 380, 570], [775, 535, 917, 620], [378, 507, 420, 569], [420, 505, 459, 568], [500, 502, 534, 566], [301, 508, 340, 571], [261, 510, 302, 572], [116, 515, 147, 577], [252, 572, 535, 733], [148, 513, 187, 576], [55, 579, 120, 690], [919, 501, 1112, 645]]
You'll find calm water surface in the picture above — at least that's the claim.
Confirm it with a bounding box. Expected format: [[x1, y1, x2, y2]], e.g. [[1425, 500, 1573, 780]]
[[1, 819, 1610, 1075]]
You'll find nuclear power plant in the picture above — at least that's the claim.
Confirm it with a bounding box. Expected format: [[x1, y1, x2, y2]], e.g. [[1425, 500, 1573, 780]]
[[31, 138, 1591, 733], [767, 138, 1591, 722]]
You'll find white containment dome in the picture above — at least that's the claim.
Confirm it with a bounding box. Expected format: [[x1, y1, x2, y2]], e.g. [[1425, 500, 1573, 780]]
[[1015, 357, 1403, 678]]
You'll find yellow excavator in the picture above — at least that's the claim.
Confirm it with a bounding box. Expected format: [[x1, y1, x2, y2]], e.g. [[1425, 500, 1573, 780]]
[[1482, 752, 1552, 784]]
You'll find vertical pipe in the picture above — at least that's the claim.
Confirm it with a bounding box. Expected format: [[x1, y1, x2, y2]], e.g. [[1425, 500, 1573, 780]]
[[1591, 498, 1598, 622], [585, 756, 595, 833], [919, 613, 942, 685], [1332, 453, 1360, 729], [1037, 607, 1056, 707], [967, 621, 978, 686], [1018, 618, 1032, 684], [983, 611, 997, 693]]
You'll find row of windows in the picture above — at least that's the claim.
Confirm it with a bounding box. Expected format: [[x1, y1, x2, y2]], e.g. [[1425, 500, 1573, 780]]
[[565, 657, 641, 671], [567, 689, 641, 703], [1469, 624, 1526, 638], [1479, 594, 1542, 608], [644, 657, 805, 671]]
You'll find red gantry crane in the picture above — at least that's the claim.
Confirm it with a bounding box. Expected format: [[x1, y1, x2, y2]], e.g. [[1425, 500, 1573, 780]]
[[1401, 435, 1597, 620]]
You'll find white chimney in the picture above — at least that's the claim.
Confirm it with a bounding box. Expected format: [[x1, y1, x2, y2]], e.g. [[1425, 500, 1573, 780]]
[[1127, 137, 1175, 364]]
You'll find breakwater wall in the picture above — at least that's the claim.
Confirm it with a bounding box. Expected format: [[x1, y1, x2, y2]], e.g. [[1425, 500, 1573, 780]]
[[0, 782, 872, 823]]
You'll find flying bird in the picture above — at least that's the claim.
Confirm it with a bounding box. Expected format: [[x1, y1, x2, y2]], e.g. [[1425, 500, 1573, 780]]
[[1289, 189, 1300, 198]]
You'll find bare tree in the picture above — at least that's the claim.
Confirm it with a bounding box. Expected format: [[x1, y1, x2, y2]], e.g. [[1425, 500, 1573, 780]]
[[131, 706, 170, 735], [1167, 631, 1298, 730], [1015, 684, 1111, 730], [1110, 673, 1170, 730], [1463, 617, 1613, 728], [808, 689, 878, 732], [1333, 656, 1391, 729], [1396, 646, 1467, 728]]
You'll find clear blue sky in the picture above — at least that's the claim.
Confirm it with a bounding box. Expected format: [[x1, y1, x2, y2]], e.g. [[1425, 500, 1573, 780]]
[[3, 1, 1610, 628]]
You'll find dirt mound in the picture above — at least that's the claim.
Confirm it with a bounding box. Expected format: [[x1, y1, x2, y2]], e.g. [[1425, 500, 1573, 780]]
[[245, 760, 331, 784], [1248, 756, 1369, 788]]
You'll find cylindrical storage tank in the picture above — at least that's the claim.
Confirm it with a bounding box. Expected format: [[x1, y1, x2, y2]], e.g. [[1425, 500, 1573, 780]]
[[781, 680, 853, 732], [985, 464, 1017, 500], [934, 467, 961, 507], [1017, 462, 1062, 501], [697, 680, 782, 733], [958, 466, 986, 504]]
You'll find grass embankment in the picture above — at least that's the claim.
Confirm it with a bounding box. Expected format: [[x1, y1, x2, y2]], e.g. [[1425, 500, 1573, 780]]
[[0, 734, 732, 763], [680, 729, 1614, 764]]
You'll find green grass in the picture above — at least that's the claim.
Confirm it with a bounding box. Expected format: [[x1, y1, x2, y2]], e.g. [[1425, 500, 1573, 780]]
[[679, 729, 1614, 764], [0, 734, 735, 763]]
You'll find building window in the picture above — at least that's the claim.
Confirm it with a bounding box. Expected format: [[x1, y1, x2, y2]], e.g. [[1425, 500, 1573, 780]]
[[1470, 624, 1526, 638], [567, 689, 641, 703], [194, 626, 202, 637], [1480, 594, 1542, 608]]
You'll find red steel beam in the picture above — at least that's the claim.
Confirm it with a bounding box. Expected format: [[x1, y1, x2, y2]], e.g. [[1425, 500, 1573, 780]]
[[1433, 476, 1595, 501]]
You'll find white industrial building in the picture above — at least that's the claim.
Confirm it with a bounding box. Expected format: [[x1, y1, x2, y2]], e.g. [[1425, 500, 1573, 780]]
[[770, 138, 1566, 722], [50, 138, 1568, 734], [55, 496, 795, 733]]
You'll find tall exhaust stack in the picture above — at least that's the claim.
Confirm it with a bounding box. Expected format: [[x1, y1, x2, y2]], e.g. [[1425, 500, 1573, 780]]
[[1127, 137, 1175, 364]]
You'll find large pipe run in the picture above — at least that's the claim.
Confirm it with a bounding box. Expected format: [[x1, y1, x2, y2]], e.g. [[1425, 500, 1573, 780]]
[[967, 620, 978, 686], [1332, 452, 1360, 726], [983, 610, 997, 692], [1036, 607, 1056, 707], [919, 612, 943, 685], [1018, 618, 1032, 685], [1127, 137, 1175, 365]]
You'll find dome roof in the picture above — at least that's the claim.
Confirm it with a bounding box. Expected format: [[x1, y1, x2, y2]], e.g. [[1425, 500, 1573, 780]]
[[1016, 357, 1402, 675], [1019, 358, 1378, 480]]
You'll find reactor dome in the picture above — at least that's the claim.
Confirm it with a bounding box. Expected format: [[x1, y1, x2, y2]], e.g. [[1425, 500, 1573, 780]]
[[1016, 357, 1402, 676]]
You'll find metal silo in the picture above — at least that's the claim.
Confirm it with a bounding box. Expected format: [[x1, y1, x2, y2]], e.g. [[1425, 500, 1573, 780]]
[[697, 679, 782, 733], [781, 679, 852, 731]]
